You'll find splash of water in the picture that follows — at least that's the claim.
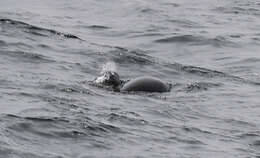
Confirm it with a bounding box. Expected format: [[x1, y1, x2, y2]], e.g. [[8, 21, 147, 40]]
[[101, 61, 117, 74], [94, 61, 119, 84]]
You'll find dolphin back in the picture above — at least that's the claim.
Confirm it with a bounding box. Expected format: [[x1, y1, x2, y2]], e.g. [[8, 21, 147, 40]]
[[121, 76, 170, 92]]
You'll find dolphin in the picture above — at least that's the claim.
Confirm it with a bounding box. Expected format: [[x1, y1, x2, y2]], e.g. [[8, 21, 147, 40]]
[[94, 71, 171, 93]]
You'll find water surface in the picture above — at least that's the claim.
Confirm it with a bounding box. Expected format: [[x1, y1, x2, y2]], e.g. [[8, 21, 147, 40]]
[[0, 0, 260, 157]]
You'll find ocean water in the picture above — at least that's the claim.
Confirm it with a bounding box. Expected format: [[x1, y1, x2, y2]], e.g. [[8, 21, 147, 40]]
[[1, 0, 260, 157]]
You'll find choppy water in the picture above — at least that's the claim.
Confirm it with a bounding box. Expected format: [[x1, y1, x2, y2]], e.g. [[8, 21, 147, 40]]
[[1, 0, 260, 157]]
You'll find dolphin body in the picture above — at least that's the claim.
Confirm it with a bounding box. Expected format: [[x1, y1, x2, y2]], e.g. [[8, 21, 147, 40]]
[[121, 76, 170, 92], [94, 71, 171, 93]]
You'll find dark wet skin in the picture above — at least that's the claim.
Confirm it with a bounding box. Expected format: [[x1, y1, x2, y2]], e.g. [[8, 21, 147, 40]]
[[94, 71, 171, 93], [121, 76, 170, 92]]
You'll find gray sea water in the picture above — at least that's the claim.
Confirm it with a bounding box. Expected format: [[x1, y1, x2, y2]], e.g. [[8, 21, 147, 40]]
[[1, 0, 260, 157]]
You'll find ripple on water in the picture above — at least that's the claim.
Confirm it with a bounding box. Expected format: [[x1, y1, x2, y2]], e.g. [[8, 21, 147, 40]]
[[184, 82, 222, 92], [85, 25, 111, 30], [154, 34, 236, 47], [0, 18, 82, 40], [0, 50, 54, 63], [4, 114, 124, 140], [214, 5, 260, 17], [167, 19, 202, 28], [0, 40, 6, 46], [39, 82, 98, 96], [110, 49, 154, 65], [107, 113, 148, 126]]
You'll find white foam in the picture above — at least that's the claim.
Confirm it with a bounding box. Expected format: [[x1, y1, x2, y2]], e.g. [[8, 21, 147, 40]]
[[101, 61, 117, 74]]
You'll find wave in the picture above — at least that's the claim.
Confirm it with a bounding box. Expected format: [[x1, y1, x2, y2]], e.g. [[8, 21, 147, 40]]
[[214, 6, 260, 16], [0, 40, 6, 46], [91, 46, 260, 86], [107, 113, 148, 126], [0, 50, 54, 63], [181, 65, 260, 85], [154, 34, 236, 47], [86, 25, 111, 30], [108, 48, 154, 65], [167, 19, 201, 28], [40, 82, 99, 96], [4, 114, 124, 139], [0, 18, 82, 40]]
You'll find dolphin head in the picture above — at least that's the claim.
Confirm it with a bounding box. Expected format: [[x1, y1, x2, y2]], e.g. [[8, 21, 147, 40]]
[[94, 71, 121, 88]]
